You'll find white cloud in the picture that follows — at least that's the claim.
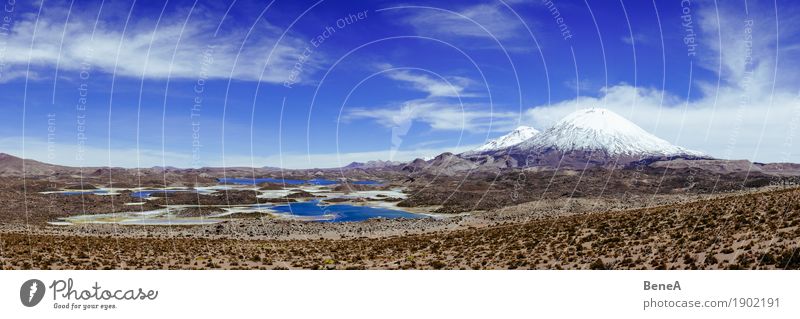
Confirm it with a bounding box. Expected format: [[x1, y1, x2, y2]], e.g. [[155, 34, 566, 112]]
[[0, 5, 313, 83], [384, 69, 478, 98], [620, 33, 650, 46], [392, 4, 525, 41], [345, 68, 517, 134], [346, 98, 518, 133], [563, 78, 600, 95]]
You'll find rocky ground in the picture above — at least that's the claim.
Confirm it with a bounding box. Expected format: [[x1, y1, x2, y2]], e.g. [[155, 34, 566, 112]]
[[1, 185, 798, 269], [396, 166, 785, 213]]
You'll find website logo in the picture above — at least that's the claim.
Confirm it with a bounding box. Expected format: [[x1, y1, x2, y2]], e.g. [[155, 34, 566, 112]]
[[20, 279, 46, 307]]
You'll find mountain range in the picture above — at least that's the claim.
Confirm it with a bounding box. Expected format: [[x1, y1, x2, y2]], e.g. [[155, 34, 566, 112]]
[[464, 126, 540, 154], [456, 108, 706, 169], [401, 108, 800, 175], [2, 108, 800, 177]]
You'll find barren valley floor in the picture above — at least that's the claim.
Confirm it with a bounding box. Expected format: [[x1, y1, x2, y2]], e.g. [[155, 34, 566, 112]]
[[2, 186, 798, 270]]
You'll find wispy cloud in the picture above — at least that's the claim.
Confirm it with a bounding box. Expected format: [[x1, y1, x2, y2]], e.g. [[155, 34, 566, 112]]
[[388, 3, 526, 41], [563, 78, 600, 95], [346, 98, 518, 132], [384, 69, 478, 98], [620, 33, 650, 46], [345, 68, 518, 134], [0, 4, 314, 83]]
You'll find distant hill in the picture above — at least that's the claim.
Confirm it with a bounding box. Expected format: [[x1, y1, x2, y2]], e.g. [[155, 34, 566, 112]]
[[0, 153, 74, 177], [345, 160, 404, 169], [462, 126, 539, 155]]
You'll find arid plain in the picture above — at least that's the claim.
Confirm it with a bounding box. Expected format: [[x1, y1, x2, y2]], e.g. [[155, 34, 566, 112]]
[[1, 152, 799, 270]]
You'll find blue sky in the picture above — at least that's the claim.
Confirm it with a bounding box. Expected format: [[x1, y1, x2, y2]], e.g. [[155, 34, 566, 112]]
[[1, 0, 800, 168]]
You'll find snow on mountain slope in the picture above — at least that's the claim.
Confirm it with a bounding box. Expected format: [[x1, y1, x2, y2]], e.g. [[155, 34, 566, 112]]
[[467, 126, 539, 154], [515, 108, 703, 157]]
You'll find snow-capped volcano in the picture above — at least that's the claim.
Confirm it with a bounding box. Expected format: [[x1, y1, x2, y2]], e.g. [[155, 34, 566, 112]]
[[514, 108, 703, 157], [466, 126, 539, 154]]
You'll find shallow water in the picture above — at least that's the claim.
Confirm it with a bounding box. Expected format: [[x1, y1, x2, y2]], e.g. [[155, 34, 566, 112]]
[[52, 201, 423, 225], [218, 177, 327, 185], [130, 190, 181, 198], [270, 200, 424, 222], [351, 180, 383, 185], [48, 183, 418, 225], [130, 188, 216, 198]]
